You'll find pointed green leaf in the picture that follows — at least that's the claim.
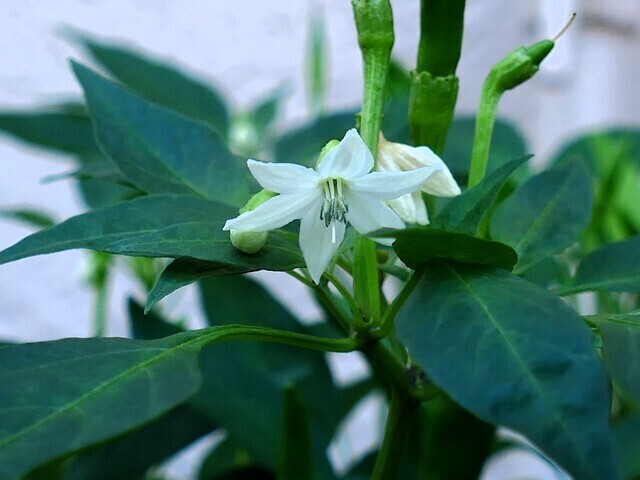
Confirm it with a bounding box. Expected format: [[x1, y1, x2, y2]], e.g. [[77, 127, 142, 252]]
[[490, 162, 593, 273], [613, 413, 640, 480], [396, 262, 619, 480], [0, 195, 302, 272], [277, 387, 314, 480], [73, 33, 229, 136], [590, 313, 640, 406], [196, 276, 339, 477], [72, 62, 249, 207], [0, 208, 56, 229], [433, 156, 530, 234], [146, 246, 303, 312], [0, 111, 99, 155], [384, 227, 517, 270], [0, 332, 207, 479], [562, 236, 640, 295], [198, 436, 268, 480], [62, 405, 214, 480]]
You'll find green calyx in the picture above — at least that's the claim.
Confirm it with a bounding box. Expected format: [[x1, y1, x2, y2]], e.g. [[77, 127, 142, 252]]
[[239, 189, 277, 214], [352, 0, 394, 55], [490, 40, 554, 92]]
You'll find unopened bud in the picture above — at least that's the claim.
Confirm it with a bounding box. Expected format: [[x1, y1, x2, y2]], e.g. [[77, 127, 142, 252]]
[[230, 189, 276, 254]]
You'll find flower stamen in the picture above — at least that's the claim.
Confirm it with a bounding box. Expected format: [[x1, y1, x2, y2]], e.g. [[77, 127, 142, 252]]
[[319, 178, 349, 240]]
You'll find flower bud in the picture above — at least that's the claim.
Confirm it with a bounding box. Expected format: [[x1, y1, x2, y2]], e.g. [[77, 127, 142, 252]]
[[230, 189, 276, 254]]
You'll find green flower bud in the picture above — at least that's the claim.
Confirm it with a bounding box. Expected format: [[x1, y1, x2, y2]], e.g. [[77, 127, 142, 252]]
[[230, 229, 269, 254], [315, 139, 340, 168], [230, 189, 276, 254]]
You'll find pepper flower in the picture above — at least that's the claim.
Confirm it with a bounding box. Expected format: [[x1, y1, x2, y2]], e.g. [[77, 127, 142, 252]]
[[377, 133, 461, 225], [223, 129, 443, 283]]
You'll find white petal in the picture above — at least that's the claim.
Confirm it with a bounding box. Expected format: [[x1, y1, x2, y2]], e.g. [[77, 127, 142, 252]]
[[299, 200, 345, 284], [346, 191, 405, 234], [380, 142, 461, 197], [317, 128, 374, 180], [386, 191, 429, 225], [349, 165, 442, 200], [247, 159, 320, 194], [223, 190, 318, 231]]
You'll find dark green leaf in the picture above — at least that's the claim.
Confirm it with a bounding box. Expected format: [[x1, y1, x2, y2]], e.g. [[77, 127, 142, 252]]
[[0, 208, 56, 229], [198, 436, 268, 480], [73, 32, 229, 136], [563, 236, 640, 294], [72, 62, 248, 207], [433, 156, 530, 234], [396, 262, 619, 480], [196, 276, 338, 477], [490, 161, 593, 273], [0, 195, 302, 273], [0, 111, 99, 155], [274, 111, 356, 167], [591, 313, 640, 405], [277, 387, 314, 480], [613, 413, 640, 480], [442, 116, 528, 185], [0, 332, 209, 479], [62, 405, 214, 480], [146, 244, 303, 312], [386, 227, 517, 270]]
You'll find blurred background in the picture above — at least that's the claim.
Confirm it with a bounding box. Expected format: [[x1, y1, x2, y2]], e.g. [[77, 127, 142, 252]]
[[0, 1, 639, 478]]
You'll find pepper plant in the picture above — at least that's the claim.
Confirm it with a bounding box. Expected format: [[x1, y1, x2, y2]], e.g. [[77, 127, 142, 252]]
[[1, 2, 639, 480]]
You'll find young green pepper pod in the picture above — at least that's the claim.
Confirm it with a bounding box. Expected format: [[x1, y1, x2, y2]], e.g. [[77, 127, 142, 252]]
[[409, 0, 465, 153]]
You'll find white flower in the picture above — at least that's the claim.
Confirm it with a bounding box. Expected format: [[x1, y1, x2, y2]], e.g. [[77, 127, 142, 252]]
[[378, 133, 461, 225], [223, 129, 442, 283]]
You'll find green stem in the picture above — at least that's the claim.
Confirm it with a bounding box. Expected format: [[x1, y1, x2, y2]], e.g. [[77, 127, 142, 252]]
[[363, 340, 410, 395], [467, 80, 500, 188], [324, 271, 363, 324], [377, 269, 424, 336], [287, 270, 353, 334], [371, 391, 420, 480], [92, 281, 108, 337], [195, 324, 360, 353]]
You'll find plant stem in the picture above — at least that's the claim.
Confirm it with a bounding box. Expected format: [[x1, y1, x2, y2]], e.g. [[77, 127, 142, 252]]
[[92, 281, 108, 337], [324, 271, 362, 323], [467, 80, 500, 188], [371, 391, 420, 480], [377, 269, 424, 336], [196, 324, 360, 353]]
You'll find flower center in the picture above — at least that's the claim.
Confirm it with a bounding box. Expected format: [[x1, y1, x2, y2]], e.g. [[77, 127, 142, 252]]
[[320, 178, 349, 243]]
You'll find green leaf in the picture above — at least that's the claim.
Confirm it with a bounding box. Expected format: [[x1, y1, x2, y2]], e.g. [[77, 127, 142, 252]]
[[433, 156, 530, 234], [0, 208, 56, 229], [562, 236, 640, 295], [196, 276, 339, 477], [72, 62, 249, 207], [274, 111, 356, 167], [0, 332, 208, 479], [395, 262, 619, 480], [0, 195, 302, 272], [61, 405, 214, 480], [385, 227, 518, 270], [73, 32, 229, 136], [305, 12, 327, 115], [442, 116, 528, 185], [198, 436, 269, 480], [0, 111, 99, 155], [490, 161, 593, 273], [277, 387, 314, 480], [613, 413, 640, 480], [146, 245, 304, 312], [591, 313, 640, 405]]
